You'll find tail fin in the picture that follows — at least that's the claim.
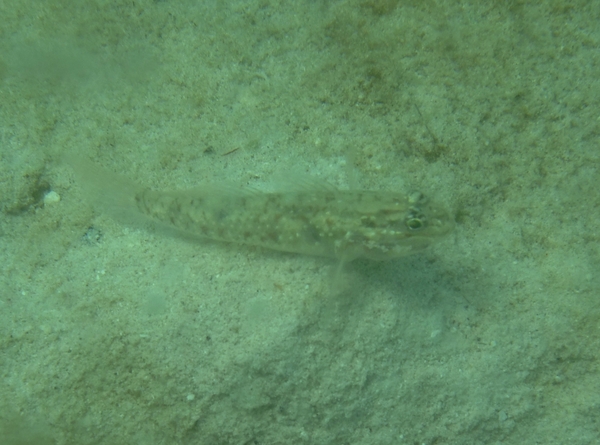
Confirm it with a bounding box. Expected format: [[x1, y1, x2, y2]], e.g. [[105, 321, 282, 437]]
[[64, 154, 147, 228]]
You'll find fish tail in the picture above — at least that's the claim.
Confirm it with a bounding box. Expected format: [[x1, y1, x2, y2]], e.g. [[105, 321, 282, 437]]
[[64, 154, 148, 228]]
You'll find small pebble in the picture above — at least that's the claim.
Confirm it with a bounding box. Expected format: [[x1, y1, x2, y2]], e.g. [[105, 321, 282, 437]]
[[43, 190, 61, 205]]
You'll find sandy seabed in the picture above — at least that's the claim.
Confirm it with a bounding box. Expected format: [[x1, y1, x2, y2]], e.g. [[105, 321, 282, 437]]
[[1, 1, 599, 444]]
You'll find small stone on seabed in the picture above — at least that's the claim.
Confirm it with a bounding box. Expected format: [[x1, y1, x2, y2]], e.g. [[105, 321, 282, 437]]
[[43, 190, 61, 205]]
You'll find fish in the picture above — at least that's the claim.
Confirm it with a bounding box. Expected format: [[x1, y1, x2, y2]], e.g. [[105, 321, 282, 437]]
[[68, 157, 453, 261]]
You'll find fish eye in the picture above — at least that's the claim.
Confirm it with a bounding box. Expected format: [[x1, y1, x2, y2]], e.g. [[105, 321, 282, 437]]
[[406, 218, 423, 231]]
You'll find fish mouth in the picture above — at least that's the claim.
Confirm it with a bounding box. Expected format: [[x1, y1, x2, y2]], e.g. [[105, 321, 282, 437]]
[[425, 206, 455, 237]]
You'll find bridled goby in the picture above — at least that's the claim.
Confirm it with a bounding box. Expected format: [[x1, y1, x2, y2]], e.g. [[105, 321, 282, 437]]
[[69, 157, 453, 261]]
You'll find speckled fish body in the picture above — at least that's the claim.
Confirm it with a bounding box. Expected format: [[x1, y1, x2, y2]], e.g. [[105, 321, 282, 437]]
[[70, 157, 452, 260], [133, 183, 453, 261]]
